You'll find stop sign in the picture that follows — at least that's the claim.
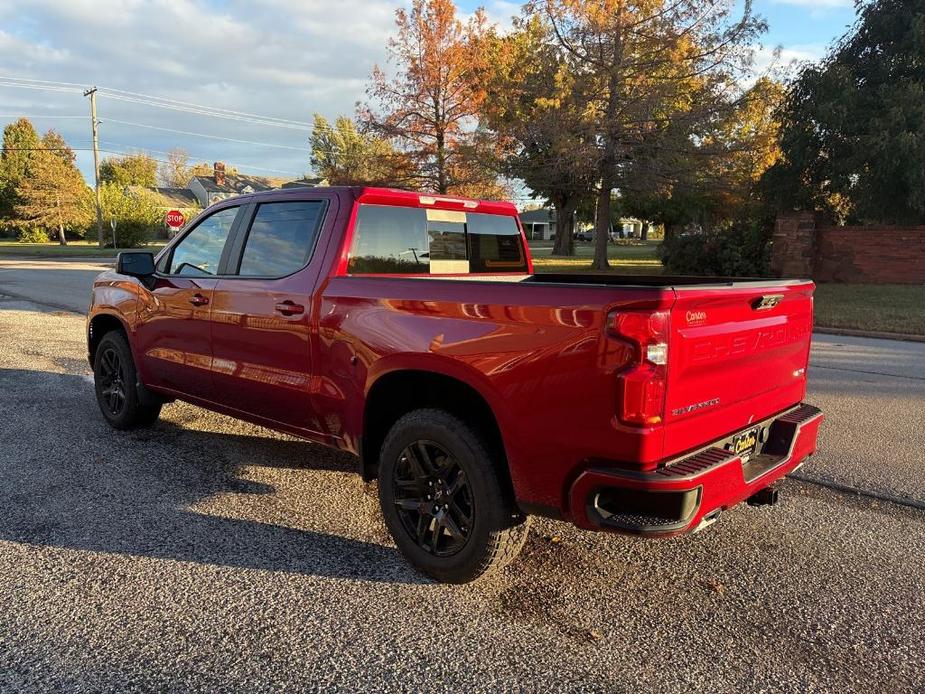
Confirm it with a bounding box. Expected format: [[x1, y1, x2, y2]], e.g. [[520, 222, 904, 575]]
[[166, 209, 185, 228]]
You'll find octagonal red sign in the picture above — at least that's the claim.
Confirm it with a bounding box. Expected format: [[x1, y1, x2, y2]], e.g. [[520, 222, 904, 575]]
[[166, 209, 185, 228]]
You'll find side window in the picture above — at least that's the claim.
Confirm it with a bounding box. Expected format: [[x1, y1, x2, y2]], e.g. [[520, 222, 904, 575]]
[[346, 204, 528, 275], [237, 201, 325, 277], [466, 212, 527, 272], [347, 204, 429, 274], [167, 207, 238, 276]]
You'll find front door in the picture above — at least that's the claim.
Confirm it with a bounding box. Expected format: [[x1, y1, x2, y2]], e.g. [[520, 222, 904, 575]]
[[135, 205, 241, 400], [209, 199, 328, 432]]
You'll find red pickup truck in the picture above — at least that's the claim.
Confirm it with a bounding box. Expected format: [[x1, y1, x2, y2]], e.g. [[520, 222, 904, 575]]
[[88, 186, 822, 583]]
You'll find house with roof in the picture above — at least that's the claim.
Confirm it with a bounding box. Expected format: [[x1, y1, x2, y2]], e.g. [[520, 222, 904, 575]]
[[519, 206, 645, 241], [519, 207, 557, 240], [131, 186, 199, 211], [188, 162, 288, 207], [281, 177, 326, 189], [134, 163, 327, 238]]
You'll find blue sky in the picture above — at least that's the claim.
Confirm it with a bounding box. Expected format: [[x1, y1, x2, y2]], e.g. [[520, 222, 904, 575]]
[[0, 0, 858, 187]]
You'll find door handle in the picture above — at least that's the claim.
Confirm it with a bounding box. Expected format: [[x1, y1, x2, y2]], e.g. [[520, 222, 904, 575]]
[[275, 300, 305, 316], [189, 293, 209, 306]]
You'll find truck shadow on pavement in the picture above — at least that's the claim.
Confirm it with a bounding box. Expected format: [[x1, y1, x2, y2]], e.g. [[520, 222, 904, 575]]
[[0, 367, 426, 585]]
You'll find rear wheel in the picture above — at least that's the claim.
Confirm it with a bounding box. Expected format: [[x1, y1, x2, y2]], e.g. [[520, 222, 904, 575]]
[[378, 409, 530, 583], [93, 331, 161, 430]]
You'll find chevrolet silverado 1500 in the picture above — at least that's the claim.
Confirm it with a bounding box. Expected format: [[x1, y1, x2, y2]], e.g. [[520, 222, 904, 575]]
[[88, 186, 822, 583]]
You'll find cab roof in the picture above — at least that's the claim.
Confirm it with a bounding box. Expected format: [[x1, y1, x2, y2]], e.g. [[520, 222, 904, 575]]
[[234, 185, 520, 217]]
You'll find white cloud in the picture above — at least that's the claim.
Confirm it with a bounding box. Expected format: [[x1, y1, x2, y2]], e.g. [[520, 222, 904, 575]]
[[750, 43, 828, 81], [0, 0, 402, 180], [478, 1, 521, 31]]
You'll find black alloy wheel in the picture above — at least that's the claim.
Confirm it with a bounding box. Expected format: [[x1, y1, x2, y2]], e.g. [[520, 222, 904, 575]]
[[378, 408, 531, 583], [93, 330, 161, 430], [97, 345, 127, 417], [392, 440, 474, 557]]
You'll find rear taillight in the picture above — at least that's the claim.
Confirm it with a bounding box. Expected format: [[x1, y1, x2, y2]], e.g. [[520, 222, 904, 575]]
[[607, 310, 669, 426]]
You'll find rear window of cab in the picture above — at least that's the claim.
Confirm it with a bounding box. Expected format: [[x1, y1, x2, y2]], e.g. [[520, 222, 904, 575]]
[[346, 204, 528, 275]]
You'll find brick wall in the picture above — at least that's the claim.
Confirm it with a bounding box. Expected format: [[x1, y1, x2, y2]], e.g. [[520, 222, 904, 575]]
[[770, 211, 818, 279], [772, 213, 925, 284]]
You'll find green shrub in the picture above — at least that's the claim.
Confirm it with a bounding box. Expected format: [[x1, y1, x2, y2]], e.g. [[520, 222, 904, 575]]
[[660, 223, 771, 277], [17, 227, 50, 243], [98, 183, 162, 247], [109, 219, 153, 248]]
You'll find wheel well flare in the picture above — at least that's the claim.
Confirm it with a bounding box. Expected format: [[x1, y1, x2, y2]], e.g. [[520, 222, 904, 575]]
[[362, 370, 513, 501]]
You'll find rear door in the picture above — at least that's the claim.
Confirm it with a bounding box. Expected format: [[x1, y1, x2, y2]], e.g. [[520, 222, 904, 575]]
[[209, 195, 333, 432], [135, 204, 242, 399], [662, 280, 815, 458]]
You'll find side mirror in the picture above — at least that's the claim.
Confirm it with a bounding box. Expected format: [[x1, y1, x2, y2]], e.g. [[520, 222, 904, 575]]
[[116, 251, 156, 278]]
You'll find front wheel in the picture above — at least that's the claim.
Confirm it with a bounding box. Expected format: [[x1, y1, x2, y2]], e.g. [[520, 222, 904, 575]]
[[93, 331, 161, 430], [378, 409, 530, 583]]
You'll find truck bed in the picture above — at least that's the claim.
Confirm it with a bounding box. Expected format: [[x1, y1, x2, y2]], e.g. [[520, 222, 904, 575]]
[[320, 271, 814, 510]]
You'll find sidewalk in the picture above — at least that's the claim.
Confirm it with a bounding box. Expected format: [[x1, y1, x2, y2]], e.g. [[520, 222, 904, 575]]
[[814, 326, 925, 343]]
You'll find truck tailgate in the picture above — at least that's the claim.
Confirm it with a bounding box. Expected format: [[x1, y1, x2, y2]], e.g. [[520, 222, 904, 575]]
[[662, 280, 815, 460]]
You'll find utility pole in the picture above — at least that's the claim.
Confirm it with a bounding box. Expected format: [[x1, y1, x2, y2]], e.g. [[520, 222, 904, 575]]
[[83, 86, 104, 248]]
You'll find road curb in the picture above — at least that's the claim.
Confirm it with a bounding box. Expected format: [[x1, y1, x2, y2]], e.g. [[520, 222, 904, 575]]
[[0, 254, 115, 263], [0, 291, 84, 316], [814, 326, 925, 343]]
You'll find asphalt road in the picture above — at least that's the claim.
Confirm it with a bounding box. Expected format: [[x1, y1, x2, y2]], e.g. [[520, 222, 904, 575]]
[[801, 335, 925, 504], [0, 260, 923, 692], [2, 255, 923, 503], [0, 258, 108, 313]]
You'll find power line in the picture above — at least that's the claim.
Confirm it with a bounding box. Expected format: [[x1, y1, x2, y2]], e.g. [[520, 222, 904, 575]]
[[0, 77, 309, 177], [0, 147, 87, 151], [104, 118, 308, 152], [0, 114, 86, 119], [0, 77, 313, 131], [97, 92, 313, 130], [99, 140, 186, 157], [0, 76, 86, 88], [98, 86, 313, 128], [0, 82, 83, 95]]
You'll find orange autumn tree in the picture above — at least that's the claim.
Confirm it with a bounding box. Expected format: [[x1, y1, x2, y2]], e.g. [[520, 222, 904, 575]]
[[535, 0, 766, 270], [360, 0, 504, 198]]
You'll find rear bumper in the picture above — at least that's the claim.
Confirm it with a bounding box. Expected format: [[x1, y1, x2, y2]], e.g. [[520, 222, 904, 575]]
[[568, 403, 823, 536]]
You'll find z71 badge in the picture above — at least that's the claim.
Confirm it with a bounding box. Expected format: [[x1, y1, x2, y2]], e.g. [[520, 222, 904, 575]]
[[752, 294, 784, 311]]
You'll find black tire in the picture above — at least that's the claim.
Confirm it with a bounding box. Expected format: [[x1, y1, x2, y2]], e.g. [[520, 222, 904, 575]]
[[93, 331, 161, 430], [378, 408, 531, 583]]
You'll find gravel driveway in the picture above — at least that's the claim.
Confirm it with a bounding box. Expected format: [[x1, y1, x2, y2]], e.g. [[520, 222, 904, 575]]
[[0, 294, 923, 693]]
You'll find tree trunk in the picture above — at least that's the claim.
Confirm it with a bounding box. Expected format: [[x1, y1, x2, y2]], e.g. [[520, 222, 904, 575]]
[[640, 222, 649, 241], [591, 186, 612, 271], [435, 119, 447, 193], [700, 209, 713, 235], [590, 26, 624, 273], [551, 195, 577, 256], [665, 223, 680, 241], [55, 193, 67, 245]]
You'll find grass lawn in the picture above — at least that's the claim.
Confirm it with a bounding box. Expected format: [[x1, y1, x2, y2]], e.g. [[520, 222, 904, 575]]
[[3, 237, 919, 335], [813, 283, 925, 336], [529, 239, 663, 274], [529, 241, 923, 336], [0, 240, 166, 258]]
